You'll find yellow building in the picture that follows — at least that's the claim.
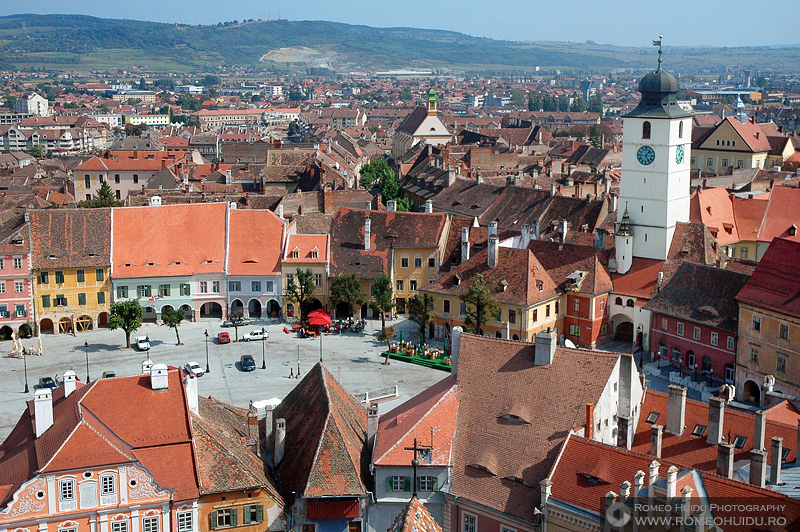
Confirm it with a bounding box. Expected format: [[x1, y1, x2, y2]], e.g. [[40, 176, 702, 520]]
[[282, 234, 330, 318], [392, 244, 443, 314], [691, 116, 772, 174], [30, 209, 112, 334]]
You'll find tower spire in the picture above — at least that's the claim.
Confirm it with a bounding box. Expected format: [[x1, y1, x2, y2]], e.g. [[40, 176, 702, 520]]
[[653, 34, 663, 72]]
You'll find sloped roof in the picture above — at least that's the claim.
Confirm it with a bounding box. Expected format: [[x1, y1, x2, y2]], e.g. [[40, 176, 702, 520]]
[[689, 187, 739, 246], [387, 496, 443, 532], [283, 234, 329, 264], [227, 209, 284, 276], [756, 186, 800, 244], [527, 240, 613, 296], [428, 180, 504, 219], [736, 237, 800, 319], [30, 208, 111, 269], [397, 107, 429, 136]]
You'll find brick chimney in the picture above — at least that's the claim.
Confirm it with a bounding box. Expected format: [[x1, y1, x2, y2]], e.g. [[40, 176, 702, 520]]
[[585, 403, 594, 439], [34, 387, 54, 438], [617, 415, 632, 450], [717, 442, 734, 478], [666, 385, 687, 435]]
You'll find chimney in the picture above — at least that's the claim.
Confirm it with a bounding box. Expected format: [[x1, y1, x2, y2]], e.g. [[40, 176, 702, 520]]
[[63, 369, 78, 397], [386, 200, 396, 212], [531, 219, 540, 241], [594, 228, 606, 251], [487, 235, 499, 268], [604, 492, 619, 531], [34, 388, 54, 438], [521, 224, 531, 247], [259, 404, 274, 449], [617, 415, 632, 449], [771, 437, 783, 485], [707, 396, 725, 445], [365, 200, 372, 210], [150, 363, 169, 391], [665, 465, 678, 499], [274, 418, 286, 466], [550, 183, 557, 197], [184, 373, 199, 416], [657, 271, 664, 284], [650, 424, 663, 458], [619, 353, 633, 417], [586, 403, 595, 439], [666, 384, 687, 435], [534, 328, 557, 365], [609, 194, 618, 214], [278, 204, 284, 218], [717, 442, 734, 478], [476, 171, 482, 184], [754, 410, 766, 451], [488, 221, 498, 237], [451, 326, 463, 375], [633, 470, 645, 498], [364, 218, 371, 251], [461, 227, 470, 264], [648, 460, 660, 498], [750, 448, 767, 487], [540, 478, 552, 506], [424, 200, 433, 213], [367, 402, 379, 446], [448, 167, 456, 186], [620, 480, 631, 503], [141, 358, 154, 374], [225, 169, 232, 185]]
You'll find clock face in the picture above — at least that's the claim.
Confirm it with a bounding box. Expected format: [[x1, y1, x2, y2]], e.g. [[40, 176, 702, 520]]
[[637, 145, 655, 166], [676, 145, 685, 164]]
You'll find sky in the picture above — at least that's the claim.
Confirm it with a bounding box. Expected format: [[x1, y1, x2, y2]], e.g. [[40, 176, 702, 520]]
[[1, 0, 798, 47]]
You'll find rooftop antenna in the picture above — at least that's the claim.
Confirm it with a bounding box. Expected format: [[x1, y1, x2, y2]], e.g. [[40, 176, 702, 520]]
[[653, 34, 663, 72]]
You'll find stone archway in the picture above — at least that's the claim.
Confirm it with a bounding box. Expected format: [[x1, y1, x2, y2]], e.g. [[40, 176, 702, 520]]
[[266, 299, 281, 318], [143, 306, 157, 323], [180, 304, 193, 321], [742, 380, 761, 406], [75, 315, 93, 332], [615, 321, 634, 342], [230, 299, 244, 316], [58, 317, 73, 334], [40, 319, 54, 334], [0, 325, 12, 341], [201, 302, 223, 318], [248, 299, 262, 319]]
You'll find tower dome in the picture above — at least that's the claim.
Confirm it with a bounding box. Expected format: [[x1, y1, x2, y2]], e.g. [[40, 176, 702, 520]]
[[626, 40, 692, 120]]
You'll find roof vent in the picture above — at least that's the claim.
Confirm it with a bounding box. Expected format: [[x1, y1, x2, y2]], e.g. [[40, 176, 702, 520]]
[[150, 363, 169, 391], [150, 196, 162, 206]]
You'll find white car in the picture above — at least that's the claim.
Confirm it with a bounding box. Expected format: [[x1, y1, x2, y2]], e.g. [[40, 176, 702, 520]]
[[184, 361, 205, 377], [136, 336, 150, 351], [242, 330, 268, 341]]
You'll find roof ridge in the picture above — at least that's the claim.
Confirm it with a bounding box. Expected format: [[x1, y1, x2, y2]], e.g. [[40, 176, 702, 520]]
[[191, 417, 267, 491], [302, 364, 331, 498]]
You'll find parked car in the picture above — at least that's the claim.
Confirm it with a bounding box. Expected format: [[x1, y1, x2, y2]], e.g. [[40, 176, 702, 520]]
[[240, 355, 256, 371], [222, 318, 251, 327], [184, 361, 205, 377], [217, 332, 231, 344], [242, 329, 268, 342], [102, 371, 116, 379], [136, 336, 151, 351], [34, 377, 57, 390]]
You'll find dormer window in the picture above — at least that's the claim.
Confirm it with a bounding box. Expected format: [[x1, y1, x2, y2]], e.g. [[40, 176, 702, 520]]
[[790, 224, 797, 237], [645, 411, 660, 424], [454, 273, 462, 286], [291, 251, 299, 259], [536, 280, 543, 291], [311, 251, 319, 259], [499, 414, 529, 424], [733, 435, 747, 449]]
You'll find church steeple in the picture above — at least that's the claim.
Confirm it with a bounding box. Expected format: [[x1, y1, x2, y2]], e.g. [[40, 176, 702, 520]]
[[617, 207, 632, 237], [426, 89, 438, 116]]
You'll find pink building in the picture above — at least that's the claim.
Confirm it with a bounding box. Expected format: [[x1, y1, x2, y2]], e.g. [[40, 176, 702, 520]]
[[0, 214, 32, 338]]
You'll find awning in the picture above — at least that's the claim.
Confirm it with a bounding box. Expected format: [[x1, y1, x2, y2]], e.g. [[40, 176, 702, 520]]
[[307, 499, 360, 519]]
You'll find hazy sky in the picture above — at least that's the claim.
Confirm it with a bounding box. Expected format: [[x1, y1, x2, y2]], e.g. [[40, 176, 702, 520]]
[[2, 0, 798, 47]]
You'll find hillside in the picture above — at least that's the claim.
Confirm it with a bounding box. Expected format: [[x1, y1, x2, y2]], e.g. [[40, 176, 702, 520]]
[[0, 14, 797, 74]]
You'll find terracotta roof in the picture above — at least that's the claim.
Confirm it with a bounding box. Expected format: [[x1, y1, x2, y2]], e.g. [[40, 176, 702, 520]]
[[30, 208, 111, 269], [227, 209, 284, 276], [283, 234, 329, 264], [732, 195, 769, 241], [373, 376, 457, 467], [0, 214, 29, 254], [610, 258, 663, 300], [273, 363, 369, 502], [630, 389, 798, 470], [527, 240, 613, 296], [724, 117, 773, 153], [736, 237, 800, 319], [112, 203, 227, 278], [756, 186, 800, 244], [387, 496, 443, 532], [690, 187, 739, 245], [451, 334, 621, 523], [397, 107, 429, 135]]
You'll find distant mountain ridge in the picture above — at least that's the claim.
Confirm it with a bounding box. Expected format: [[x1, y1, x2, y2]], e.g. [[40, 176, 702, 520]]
[[0, 14, 797, 73]]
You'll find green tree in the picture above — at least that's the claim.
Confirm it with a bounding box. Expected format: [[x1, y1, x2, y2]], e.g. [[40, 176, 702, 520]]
[[285, 268, 316, 321], [588, 124, 603, 148], [330, 273, 366, 318], [77, 181, 123, 208], [109, 300, 144, 349], [458, 274, 499, 335], [29, 144, 48, 160], [542, 94, 558, 112], [570, 95, 588, 112], [557, 94, 570, 112], [527, 93, 541, 111], [359, 158, 393, 189], [510, 90, 526, 107], [139, 78, 147, 90], [587, 93, 604, 113], [160, 306, 184, 345], [378, 325, 397, 364], [369, 273, 394, 331], [408, 293, 435, 348], [124, 123, 148, 137]]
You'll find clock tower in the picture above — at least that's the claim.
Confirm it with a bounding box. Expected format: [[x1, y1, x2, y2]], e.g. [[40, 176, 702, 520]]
[[616, 43, 692, 272]]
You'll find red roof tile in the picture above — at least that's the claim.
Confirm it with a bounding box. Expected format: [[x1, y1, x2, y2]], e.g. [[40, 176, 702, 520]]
[[227, 209, 284, 276], [388, 496, 443, 532], [283, 234, 329, 264], [736, 238, 800, 319]]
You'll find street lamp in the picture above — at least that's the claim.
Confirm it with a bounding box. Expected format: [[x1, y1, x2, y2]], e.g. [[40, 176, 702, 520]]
[[84, 341, 90, 383], [261, 327, 266, 369], [145, 336, 150, 361], [204, 329, 210, 374], [23, 347, 29, 393]]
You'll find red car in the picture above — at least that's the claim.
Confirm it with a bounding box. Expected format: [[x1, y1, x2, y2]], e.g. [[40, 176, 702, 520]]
[[218, 332, 231, 344]]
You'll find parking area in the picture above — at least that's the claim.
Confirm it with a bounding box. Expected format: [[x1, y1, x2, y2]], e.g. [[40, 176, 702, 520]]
[[0, 317, 447, 441]]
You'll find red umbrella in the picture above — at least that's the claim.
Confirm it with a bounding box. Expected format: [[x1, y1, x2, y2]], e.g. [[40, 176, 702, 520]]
[[307, 309, 332, 326]]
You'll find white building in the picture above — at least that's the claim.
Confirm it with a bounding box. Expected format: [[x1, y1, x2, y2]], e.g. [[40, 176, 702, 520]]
[[14, 92, 50, 116], [391, 89, 453, 159]]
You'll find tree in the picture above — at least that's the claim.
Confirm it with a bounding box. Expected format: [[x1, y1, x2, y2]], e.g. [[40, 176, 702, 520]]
[[285, 268, 316, 321], [408, 294, 435, 347], [29, 144, 48, 160], [588, 124, 603, 148], [77, 181, 123, 208], [542, 94, 558, 112], [330, 273, 366, 318], [109, 300, 144, 348], [359, 158, 393, 189], [527, 93, 541, 111], [587, 93, 604, 114], [378, 326, 397, 364], [570, 95, 588, 112], [458, 274, 499, 335], [125, 123, 148, 137], [510, 90, 526, 108], [557, 94, 570, 112], [369, 273, 394, 331], [160, 306, 184, 345]]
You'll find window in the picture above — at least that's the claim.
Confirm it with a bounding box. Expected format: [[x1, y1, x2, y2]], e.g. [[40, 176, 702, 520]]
[[142, 517, 159, 532], [158, 284, 170, 297], [693, 326, 701, 340], [114, 174, 120, 183], [76, 269, 85, 283], [509, 309, 516, 324], [495, 308, 502, 322], [706, 157, 714, 167], [752, 315, 760, 331], [348, 522, 362, 532], [117, 286, 128, 299], [311, 251, 319, 259], [778, 357, 786, 374], [569, 324, 581, 336], [671, 346, 681, 362], [555, 301, 559, 314], [242, 505, 264, 525], [302, 526, 315, 532], [677, 322, 684, 336], [600, 298, 605, 312], [252, 280, 262, 292], [687, 352, 695, 369], [396, 280, 404, 291], [780, 324, 789, 340], [727, 336, 735, 351], [546, 304, 550, 318], [414, 257, 422, 268], [139, 285, 151, 297], [180, 284, 190, 296], [290, 250, 299, 259], [428, 257, 436, 268], [214, 508, 235, 529], [572, 299, 579, 312], [737, 159, 744, 168], [692, 424, 706, 437], [661, 318, 668, 330], [212, 281, 220, 293], [229, 281, 241, 292], [14, 281, 23, 293], [0, 258, 4, 269], [460, 302, 467, 316], [42, 295, 50, 308], [100, 474, 115, 495], [13, 257, 21, 269], [96, 269, 104, 281], [642, 121, 651, 139], [533, 308, 538, 322], [0, 283, 6, 294], [401, 257, 409, 268], [710, 332, 718, 346], [315, 274, 322, 287], [725, 364, 735, 383], [750, 346, 759, 363], [54, 294, 67, 306], [111, 522, 128, 532], [133, 174, 139, 184], [265, 280, 274, 293], [463, 514, 477, 532], [741, 247, 748, 259], [691, 156, 696, 166], [410, 279, 418, 291], [615, 297, 622, 305], [679, 121, 684, 138], [733, 435, 747, 449], [84, 175, 91, 188], [626, 298, 634, 308], [721, 158, 729, 168], [391, 476, 408, 491], [646, 411, 660, 424], [78, 293, 87, 306], [443, 299, 451, 313], [601, 323, 608, 334], [177, 511, 193, 532], [59, 479, 75, 501], [418, 476, 436, 491], [286, 274, 294, 286], [200, 282, 208, 293], [97, 291, 106, 305], [39, 271, 49, 284], [55, 270, 64, 284], [16, 304, 26, 317]]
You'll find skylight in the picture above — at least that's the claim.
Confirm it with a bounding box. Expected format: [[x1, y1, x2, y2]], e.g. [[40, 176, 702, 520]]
[[645, 412, 660, 424]]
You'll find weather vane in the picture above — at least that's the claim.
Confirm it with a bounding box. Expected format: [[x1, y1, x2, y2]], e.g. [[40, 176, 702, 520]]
[[653, 34, 663, 71]]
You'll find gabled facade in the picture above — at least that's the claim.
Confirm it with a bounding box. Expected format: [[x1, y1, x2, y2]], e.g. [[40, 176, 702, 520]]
[[392, 91, 452, 159], [0, 214, 33, 337], [691, 116, 773, 174], [281, 234, 329, 318]]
